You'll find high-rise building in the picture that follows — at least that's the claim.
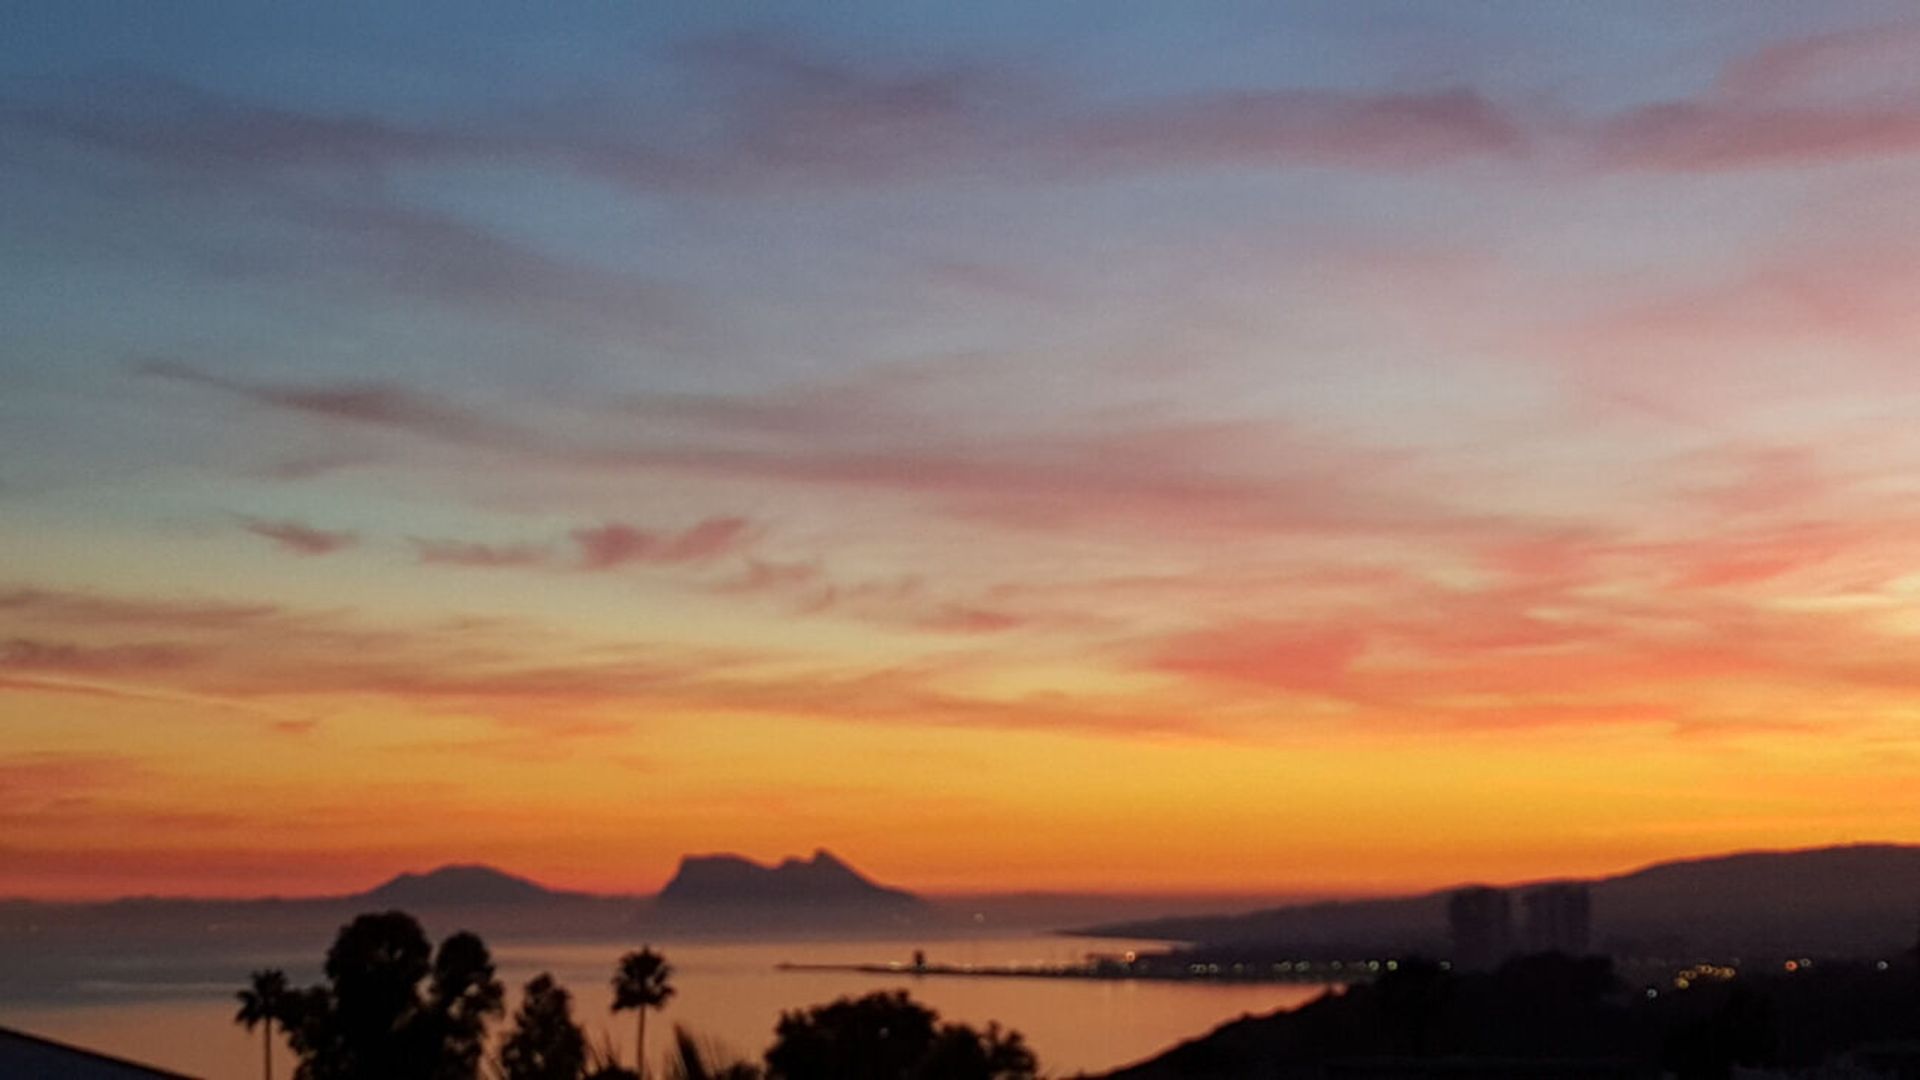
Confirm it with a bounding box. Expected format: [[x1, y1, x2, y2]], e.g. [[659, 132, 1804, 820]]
[[1521, 884, 1593, 955], [1448, 886, 1513, 971]]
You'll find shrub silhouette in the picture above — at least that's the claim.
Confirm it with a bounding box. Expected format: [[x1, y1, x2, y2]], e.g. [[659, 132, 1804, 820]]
[[664, 1025, 763, 1080], [764, 990, 1036, 1080]]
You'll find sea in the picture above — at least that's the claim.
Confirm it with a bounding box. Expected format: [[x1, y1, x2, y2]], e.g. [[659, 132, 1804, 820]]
[[1, 934, 1335, 1078]]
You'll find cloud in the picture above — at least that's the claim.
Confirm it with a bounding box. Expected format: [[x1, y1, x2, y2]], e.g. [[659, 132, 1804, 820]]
[[1153, 623, 1370, 697], [1599, 101, 1920, 171], [913, 605, 1026, 635], [139, 359, 529, 449], [0, 638, 204, 676], [19, 28, 1920, 238], [1713, 23, 1920, 102], [0, 71, 486, 173], [7, 46, 1529, 205], [410, 519, 757, 573], [0, 588, 282, 632], [1534, 233, 1920, 424], [5, 76, 686, 342], [0, 752, 146, 802], [1059, 87, 1525, 172], [570, 517, 754, 570], [242, 517, 357, 556], [707, 558, 1028, 635], [134, 356, 1484, 548], [1595, 23, 1920, 171], [712, 558, 825, 594], [411, 538, 550, 569], [265, 195, 687, 341], [0, 584, 1167, 739]]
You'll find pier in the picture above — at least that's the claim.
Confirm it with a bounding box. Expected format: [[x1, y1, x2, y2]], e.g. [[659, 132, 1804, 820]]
[[774, 956, 1362, 985]]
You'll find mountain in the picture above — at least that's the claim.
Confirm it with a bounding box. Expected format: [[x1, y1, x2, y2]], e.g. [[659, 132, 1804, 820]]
[[1594, 843, 1920, 953], [657, 849, 920, 909], [1079, 843, 1920, 957], [361, 864, 564, 907]]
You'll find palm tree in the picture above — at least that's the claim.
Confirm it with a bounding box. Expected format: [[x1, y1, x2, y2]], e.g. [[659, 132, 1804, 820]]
[[611, 947, 675, 1076], [235, 968, 290, 1080]]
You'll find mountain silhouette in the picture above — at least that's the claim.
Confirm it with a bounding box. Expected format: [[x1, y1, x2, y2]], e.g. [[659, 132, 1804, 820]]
[[657, 848, 920, 909], [361, 864, 565, 907], [1080, 843, 1920, 956]]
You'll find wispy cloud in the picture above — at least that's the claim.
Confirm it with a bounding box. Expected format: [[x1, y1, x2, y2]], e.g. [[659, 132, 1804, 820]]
[[0, 585, 1110, 736], [138, 359, 527, 449], [1060, 87, 1524, 172], [1594, 22, 1920, 171], [571, 517, 753, 570], [411, 538, 551, 569], [242, 517, 357, 556]]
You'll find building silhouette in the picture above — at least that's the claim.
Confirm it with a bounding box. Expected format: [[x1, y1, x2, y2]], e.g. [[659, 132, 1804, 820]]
[[1447, 886, 1513, 971], [1521, 884, 1593, 956], [0, 1025, 192, 1079]]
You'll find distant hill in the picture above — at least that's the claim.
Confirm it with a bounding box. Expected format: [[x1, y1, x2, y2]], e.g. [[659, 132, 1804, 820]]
[[361, 864, 564, 907], [1080, 844, 1920, 957], [657, 849, 920, 909]]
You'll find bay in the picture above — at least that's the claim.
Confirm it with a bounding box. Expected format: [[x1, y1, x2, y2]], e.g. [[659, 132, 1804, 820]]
[[3, 935, 1335, 1078]]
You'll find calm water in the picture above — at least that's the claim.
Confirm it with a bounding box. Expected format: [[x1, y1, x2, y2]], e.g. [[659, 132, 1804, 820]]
[[3, 936, 1334, 1078]]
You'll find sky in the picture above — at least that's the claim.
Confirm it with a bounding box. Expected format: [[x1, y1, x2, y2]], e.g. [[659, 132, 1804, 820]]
[[7, 2, 1920, 900]]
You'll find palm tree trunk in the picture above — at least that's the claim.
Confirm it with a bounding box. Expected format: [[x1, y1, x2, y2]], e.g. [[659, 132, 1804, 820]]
[[263, 1023, 272, 1080], [636, 1007, 648, 1078]]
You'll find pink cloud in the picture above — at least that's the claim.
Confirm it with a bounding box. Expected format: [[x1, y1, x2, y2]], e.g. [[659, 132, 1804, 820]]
[[242, 517, 357, 556], [1714, 24, 1920, 102], [915, 605, 1026, 635], [570, 516, 753, 570], [1153, 623, 1369, 696], [1600, 102, 1920, 171], [1598, 25, 1920, 171], [570, 523, 659, 570], [1534, 233, 1920, 426]]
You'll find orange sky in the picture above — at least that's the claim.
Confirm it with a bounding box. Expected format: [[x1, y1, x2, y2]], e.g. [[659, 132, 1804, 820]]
[[8, 6, 1920, 900]]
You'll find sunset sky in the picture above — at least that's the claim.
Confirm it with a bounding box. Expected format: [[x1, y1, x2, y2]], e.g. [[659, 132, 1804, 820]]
[[8, 2, 1920, 900]]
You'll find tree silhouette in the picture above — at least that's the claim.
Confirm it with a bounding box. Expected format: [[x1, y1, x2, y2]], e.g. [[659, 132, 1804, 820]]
[[259, 911, 505, 1080], [764, 990, 1034, 1080], [912, 1022, 1036, 1080], [500, 973, 590, 1080], [612, 947, 675, 1074], [236, 968, 291, 1080], [428, 930, 506, 1080], [766, 990, 938, 1080], [322, 910, 436, 1076]]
